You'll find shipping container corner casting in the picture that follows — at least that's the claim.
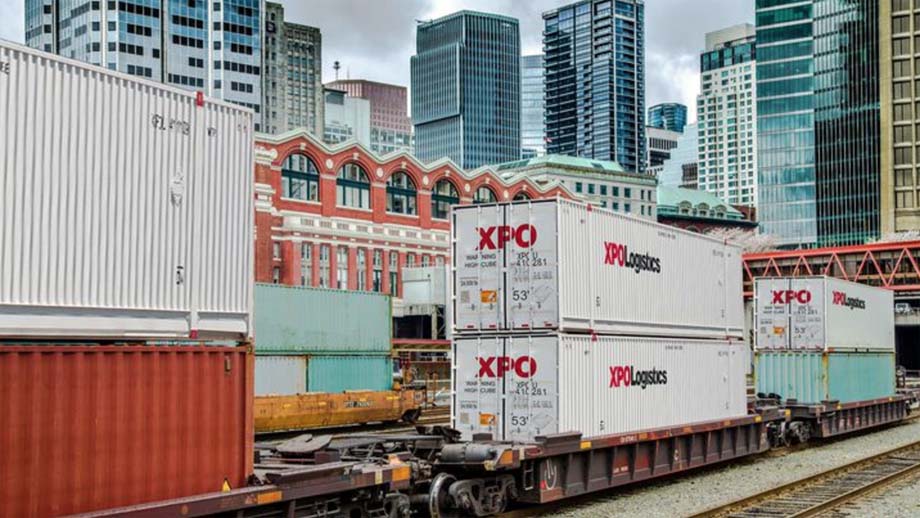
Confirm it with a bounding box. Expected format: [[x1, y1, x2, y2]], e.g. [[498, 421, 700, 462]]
[[0, 40, 254, 341]]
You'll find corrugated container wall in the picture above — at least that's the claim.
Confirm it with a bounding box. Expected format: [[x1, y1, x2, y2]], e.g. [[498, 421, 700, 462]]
[[307, 355, 394, 393], [0, 42, 254, 340], [755, 351, 895, 404], [452, 334, 747, 442], [754, 277, 894, 351], [255, 355, 307, 395], [452, 199, 743, 339], [0, 344, 254, 517], [253, 284, 391, 353]]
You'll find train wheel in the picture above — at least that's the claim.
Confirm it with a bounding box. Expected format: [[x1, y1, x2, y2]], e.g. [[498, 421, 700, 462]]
[[428, 473, 459, 518]]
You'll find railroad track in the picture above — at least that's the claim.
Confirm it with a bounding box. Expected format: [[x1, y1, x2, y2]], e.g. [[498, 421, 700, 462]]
[[689, 440, 920, 518]]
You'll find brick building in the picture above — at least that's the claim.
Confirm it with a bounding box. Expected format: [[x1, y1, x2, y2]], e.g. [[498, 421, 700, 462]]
[[254, 130, 570, 296]]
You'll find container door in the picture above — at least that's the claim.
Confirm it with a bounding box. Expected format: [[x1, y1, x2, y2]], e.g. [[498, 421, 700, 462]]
[[507, 202, 559, 331], [452, 336, 505, 441], [789, 278, 825, 350], [453, 205, 505, 332], [504, 335, 558, 442], [755, 278, 791, 350]]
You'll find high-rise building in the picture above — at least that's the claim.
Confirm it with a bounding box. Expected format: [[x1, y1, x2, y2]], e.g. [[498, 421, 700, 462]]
[[756, 0, 880, 247], [326, 80, 412, 155], [659, 123, 698, 188], [25, 0, 263, 129], [410, 11, 521, 169], [543, 0, 646, 174], [262, 2, 323, 137], [648, 103, 687, 133], [646, 126, 681, 177], [323, 87, 370, 146], [697, 24, 757, 208], [521, 54, 546, 158], [880, 1, 920, 235]]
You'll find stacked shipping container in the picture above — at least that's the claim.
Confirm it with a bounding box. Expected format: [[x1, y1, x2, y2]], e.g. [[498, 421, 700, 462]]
[[451, 199, 749, 442], [753, 277, 896, 404], [0, 41, 255, 516], [253, 284, 394, 394]]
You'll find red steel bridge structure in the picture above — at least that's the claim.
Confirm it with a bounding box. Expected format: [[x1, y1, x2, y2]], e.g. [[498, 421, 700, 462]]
[[742, 240, 920, 298]]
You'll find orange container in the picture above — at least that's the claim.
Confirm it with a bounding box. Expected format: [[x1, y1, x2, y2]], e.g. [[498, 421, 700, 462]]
[[0, 344, 254, 518]]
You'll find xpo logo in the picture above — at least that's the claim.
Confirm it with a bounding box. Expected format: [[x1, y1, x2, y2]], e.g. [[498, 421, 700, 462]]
[[477, 224, 537, 250], [771, 289, 812, 305], [603, 242, 662, 274], [608, 365, 669, 389], [476, 356, 537, 378], [832, 291, 866, 310]]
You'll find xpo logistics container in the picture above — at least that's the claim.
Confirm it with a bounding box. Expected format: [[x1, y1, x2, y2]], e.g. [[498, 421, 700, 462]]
[[753, 277, 896, 404], [0, 40, 253, 341], [453, 334, 748, 442], [451, 198, 744, 339]]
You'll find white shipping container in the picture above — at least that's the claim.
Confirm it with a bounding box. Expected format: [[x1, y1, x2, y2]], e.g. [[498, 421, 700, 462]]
[[452, 334, 748, 442], [754, 276, 894, 351], [255, 356, 307, 396], [452, 199, 744, 339], [402, 266, 448, 306], [0, 42, 253, 340]]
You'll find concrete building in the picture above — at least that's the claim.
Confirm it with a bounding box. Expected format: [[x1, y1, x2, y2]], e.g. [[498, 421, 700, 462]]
[[647, 126, 681, 177], [262, 2, 323, 137], [681, 163, 699, 190], [411, 11, 521, 170], [659, 123, 699, 188], [657, 186, 757, 235], [648, 103, 688, 133], [252, 131, 569, 292], [25, 0, 264, 129], [326, 79, 413, 156], [495, 155, 657, 219], [880, 1, 920, 235], [697, 24, 757, 208], [756, 1, 880, 247], [323, 87, 370, 146], [521, 54, 545, 158], [543, 0, 646, 174]]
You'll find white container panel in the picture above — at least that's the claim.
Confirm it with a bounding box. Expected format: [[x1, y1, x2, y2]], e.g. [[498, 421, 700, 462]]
[[255, 356, 307, 396], [788, 277, 826, 350], [0, 42, 253, 340], [507, 202, 559, 330], [402, 266, 447, 306], [822, 277, 894, 351], [452, 336, 505, 439], [453, 205, 505, 332], [755, 278, 791, 350]]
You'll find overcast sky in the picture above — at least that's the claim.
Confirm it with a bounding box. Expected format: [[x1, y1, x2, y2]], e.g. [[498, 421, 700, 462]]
[[0, 0, 753, 122]]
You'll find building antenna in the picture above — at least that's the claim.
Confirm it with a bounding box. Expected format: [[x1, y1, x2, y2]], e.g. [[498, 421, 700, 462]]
[[333, 61, 341, 81]]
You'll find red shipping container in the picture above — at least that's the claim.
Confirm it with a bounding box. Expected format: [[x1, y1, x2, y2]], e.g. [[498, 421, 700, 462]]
[[0, 344, 254, 517]]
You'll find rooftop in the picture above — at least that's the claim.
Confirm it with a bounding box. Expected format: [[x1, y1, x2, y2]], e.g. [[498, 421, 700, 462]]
[[657, 186, 751, 223], [496, 154, 627, 173]]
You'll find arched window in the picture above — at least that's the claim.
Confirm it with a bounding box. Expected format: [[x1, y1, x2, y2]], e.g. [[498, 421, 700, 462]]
[[432, 179, 459, 220], [337, 163, 370, 209], [386, 171, 417, 215], [513, 191, 531, 201], [281, 153, 320, 201], [473, 186, 497, 204]]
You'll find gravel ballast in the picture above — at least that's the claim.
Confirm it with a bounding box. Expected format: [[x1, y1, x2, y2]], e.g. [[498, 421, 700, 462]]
[[532, 418, 920, 518]]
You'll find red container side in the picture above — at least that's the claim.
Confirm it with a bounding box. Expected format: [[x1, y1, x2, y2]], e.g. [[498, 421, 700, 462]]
[[0, 344, 254, 518]]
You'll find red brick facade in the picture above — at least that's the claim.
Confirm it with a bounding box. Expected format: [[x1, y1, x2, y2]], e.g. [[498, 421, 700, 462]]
[[254, 131, 570, 296]]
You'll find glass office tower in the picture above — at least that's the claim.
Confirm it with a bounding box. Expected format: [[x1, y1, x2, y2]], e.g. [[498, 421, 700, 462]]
[[648, 103, 687, 133], [411, 11, 521, 170], [543, 0, 646, 174], [25, 0, 263, 130], [521, 54, 546, 158]]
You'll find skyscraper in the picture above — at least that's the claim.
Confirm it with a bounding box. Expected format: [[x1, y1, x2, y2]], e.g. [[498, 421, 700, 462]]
[[262, 2, 323, 137], [697, 24, 757, 208], [756, 0, 880, 247], [543, 0, 646, 174], [411, 11, 521, 169], [25, 0, 263, 129], [646, 126, 680, 177], [521, 54, 545, 158], [648, 103, 687, 133], [327, 79, 413, 155]]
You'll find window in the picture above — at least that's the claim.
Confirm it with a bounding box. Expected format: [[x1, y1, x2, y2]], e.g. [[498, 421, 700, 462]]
[[272, 267, 280, 284], [282, 153, 320, 201], [336, 247, 348, 290], [587, 184, 595, 195], [389, 252, 399, 297], [893, 38, 911, 57], [432, 180, 459, 219], [513, 191, 531, 201], [337, 163, 370, 209], [895, 103, 914, 122], [895, 81, 912, 100], [624, 188, 632, 198], [895, 125, 913, 144], [386, 172, 417, 215], [575, 182, 583, 193], [300, 242, 312, 287], [473, 186, 497, 204], [436, 256, 445, 266], [612, 186, 619, 197], [894, 60, 911, 78], [893, 16, 910, 34], [600, 185, 608, 196], [357, 249, 367, 291], [894, 0, 911, 12], [272, 242, 281, 259], [895, 147, 913, 165], [319, 245, 330, 288], [896, 190, 915, 208], [373, 250, 383, 292], [624, 203, 631, 213], [407, 253, 416, 267]]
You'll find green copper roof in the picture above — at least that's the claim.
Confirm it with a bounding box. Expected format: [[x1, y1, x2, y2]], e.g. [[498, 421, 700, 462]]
[[496, 154, 627, 174], [657, 186, 745, 221]]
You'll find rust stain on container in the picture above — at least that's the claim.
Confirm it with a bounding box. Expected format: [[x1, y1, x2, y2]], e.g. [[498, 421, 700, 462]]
[[0, 344, 254, 517]]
